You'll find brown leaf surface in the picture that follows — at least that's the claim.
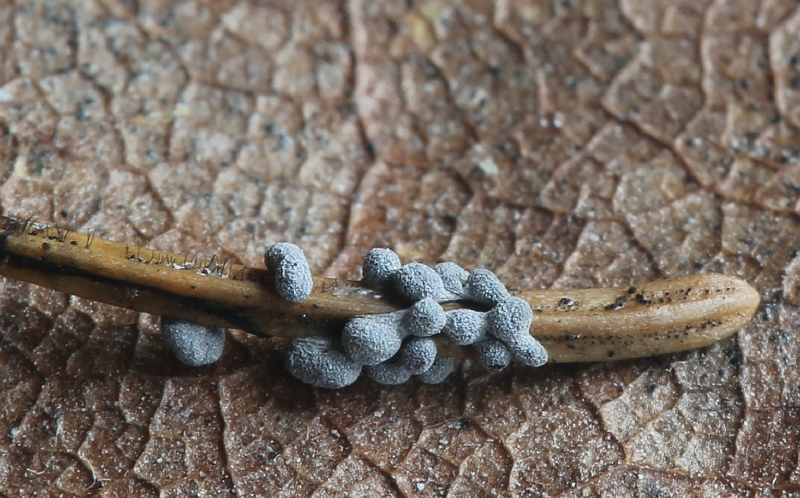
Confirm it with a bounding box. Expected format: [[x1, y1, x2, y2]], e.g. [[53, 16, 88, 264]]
[[1, 1, 799, 496]]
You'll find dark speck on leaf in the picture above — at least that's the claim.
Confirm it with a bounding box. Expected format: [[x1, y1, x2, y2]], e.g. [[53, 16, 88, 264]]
[[278, 134, 292, 150], [643, 483, 664, 498]]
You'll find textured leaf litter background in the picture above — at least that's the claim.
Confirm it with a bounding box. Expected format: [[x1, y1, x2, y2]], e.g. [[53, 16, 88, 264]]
[[0, 0, 800, 496]]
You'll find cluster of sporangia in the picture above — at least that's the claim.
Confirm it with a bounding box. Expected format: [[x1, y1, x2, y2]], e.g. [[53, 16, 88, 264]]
[[161, 243, 548, 389], [279, 246, 548, 389]]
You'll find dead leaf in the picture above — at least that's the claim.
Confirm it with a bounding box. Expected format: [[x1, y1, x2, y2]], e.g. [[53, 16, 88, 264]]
[[0, 1, 799, 496]]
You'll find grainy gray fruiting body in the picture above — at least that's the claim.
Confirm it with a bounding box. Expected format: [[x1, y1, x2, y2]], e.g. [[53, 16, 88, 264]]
[[162, 318, 225, 366], [265, 242, 292, 269], [506, 334, 548, 367], [285, 337, 362, 389], [362, 248, 401, 291], [403, 297, 446, 337], [265, 243, 313, 303], [486, 297, 534, 341], [435, 262, 469, 300], [392, 262, 446, 302], [400, 336, 437, 374], [365, 358, 412, 385], [415, 356, 456, 384], [443, 309, 487, 345], [342, 313, 406, 365], [473, 338, 511, 371], [465, 269, 510, 306]]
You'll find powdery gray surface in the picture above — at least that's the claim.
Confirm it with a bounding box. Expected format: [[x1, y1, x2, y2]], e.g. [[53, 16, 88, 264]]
[[285, 337, 362, 389], [266, 242, 314, 302], [399, 336, 437, 374], [0, 1, 799, 496], [435, 262, 469, 296], [361, 247, 401, 291], [365, 358, 413, 386], [341, 313, 405, 365], [464, 268, 510, 306], [161, 318, 225, 366], [415, 356, 456, 385], [403, 297, 446, 337], [506, 334, 549, 368], [442, 309, 487, 346], [473, 338, 512, 371], [486, 297, 535, 342], [392, 262, 446, 302]]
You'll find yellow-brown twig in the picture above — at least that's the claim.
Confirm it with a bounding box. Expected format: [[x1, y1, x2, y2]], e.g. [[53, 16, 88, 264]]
[[0, 215, 760, 363]]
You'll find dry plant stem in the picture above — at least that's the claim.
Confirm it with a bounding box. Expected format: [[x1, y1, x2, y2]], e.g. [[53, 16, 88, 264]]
[[0, 216, 760, 363]]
